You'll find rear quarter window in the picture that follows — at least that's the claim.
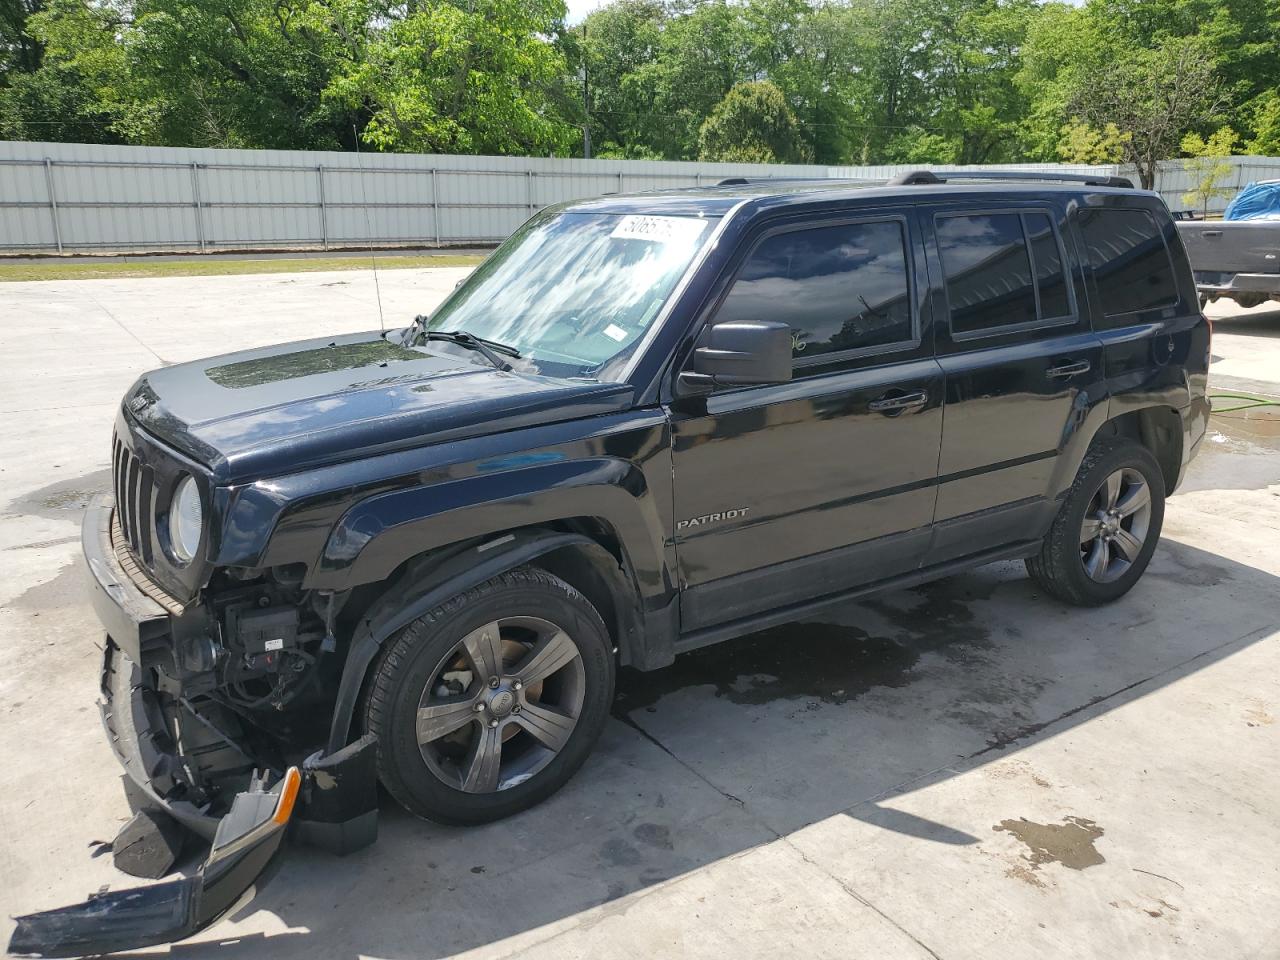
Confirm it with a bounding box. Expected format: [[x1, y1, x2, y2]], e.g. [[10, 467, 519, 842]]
[[1077, 207, 1178, 320]]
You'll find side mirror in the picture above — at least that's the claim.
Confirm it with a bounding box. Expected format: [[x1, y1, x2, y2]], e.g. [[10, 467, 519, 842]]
[[680, 319, 793, 391]]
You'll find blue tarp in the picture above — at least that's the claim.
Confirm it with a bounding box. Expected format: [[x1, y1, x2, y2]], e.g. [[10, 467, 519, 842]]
[[1223, 181, 1280, 221]]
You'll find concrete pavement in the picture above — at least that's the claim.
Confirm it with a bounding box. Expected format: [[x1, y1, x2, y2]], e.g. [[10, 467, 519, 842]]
[[1, 270, 1278, 959]]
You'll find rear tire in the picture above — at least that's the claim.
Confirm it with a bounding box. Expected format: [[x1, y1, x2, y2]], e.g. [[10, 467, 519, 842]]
[[364, 566, 614, 825], [1026, 439, 1165, 606]]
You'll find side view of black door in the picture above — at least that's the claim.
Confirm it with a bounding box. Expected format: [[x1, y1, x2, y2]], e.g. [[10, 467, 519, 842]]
[[922, 200, 1108, 562], [667, 208, 943, 634]]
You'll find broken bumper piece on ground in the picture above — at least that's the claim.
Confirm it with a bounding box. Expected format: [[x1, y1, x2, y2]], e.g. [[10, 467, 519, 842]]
[[8, 767, 300, 959]]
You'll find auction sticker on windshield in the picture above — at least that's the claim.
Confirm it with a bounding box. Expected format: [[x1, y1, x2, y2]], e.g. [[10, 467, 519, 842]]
[[610, 215, 708, 245]]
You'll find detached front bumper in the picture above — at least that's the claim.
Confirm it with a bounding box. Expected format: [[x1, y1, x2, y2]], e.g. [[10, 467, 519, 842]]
[[8, 496, 379, 958], [9, 769, 301, 958]]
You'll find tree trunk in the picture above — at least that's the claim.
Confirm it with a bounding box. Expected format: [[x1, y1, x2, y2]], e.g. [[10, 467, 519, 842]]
[[1138, 162, 1155, 191]]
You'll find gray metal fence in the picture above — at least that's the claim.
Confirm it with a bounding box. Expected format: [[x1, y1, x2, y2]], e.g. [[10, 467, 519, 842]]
[[2, 140, 1278, 255]]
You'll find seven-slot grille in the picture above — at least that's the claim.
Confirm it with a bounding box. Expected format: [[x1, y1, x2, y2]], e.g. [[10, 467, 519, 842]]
[[112, 431, 156, 565]]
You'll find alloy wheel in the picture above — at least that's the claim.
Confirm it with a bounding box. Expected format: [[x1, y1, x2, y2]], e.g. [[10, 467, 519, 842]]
[[415, 616, 585, 793], [1079, 467, 1152, 583]]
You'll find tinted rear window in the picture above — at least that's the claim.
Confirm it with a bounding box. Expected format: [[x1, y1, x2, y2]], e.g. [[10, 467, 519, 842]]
[[937, 211, 1075, 336], [1078, 208, 1178, 316]]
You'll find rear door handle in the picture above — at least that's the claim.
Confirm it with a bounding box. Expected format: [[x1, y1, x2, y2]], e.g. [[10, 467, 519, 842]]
[[1045, 360, 1091, 379], [868, 389, 928, 414], [1201, 230, 1222, 238]]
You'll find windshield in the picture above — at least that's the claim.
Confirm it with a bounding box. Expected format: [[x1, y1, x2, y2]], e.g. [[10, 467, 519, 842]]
[[415, 209, 717, 381]]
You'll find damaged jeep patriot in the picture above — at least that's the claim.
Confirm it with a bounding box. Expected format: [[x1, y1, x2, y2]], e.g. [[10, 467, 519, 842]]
[[13, 170, 1209, 956]]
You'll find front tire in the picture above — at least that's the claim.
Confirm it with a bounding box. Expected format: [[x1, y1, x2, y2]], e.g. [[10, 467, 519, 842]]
[[1027, 439, 1166, 606], [364, 566, 614, 825]]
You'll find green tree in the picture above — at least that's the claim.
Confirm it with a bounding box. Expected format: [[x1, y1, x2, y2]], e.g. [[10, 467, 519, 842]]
[[850, 0, 938, 163], [1, 0, 1273, 173], [626, 0, 753, 159], [7, 0, 363, 148], [739, 0, 861, 163], [580, 0, 667, 158], [698, 79, 810, 164], [1181, 125, 1239, 216], [924, 0, 1037, 164], [1243, 90, 1280, 154], [1057, 119, 1131, 163], [1065, 36, 1228, 188], [0, 0, 127, 143], [326, 0, 576, 156], [1, 0, 44, 77]]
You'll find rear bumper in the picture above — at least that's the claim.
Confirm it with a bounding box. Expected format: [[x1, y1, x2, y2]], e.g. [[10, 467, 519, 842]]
[[1194, 271, 1280, 296]]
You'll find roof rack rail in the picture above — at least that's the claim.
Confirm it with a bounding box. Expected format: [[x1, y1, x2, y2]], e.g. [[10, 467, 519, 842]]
[[713, 175, 879, 187], [886, 169, 1134, 189]]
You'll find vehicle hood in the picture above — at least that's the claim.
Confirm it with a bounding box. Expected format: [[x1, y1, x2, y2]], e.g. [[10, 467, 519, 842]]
[[123, 331, 636, 483]]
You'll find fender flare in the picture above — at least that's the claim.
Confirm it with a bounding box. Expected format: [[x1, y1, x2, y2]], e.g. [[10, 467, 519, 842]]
[[310, 457, 668, 592], [323, 528, 644, 753], [1045, 394, 1186, 505]]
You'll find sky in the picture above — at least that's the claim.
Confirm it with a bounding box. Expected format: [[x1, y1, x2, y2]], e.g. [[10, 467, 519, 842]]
[[566, 0, 608, 24]]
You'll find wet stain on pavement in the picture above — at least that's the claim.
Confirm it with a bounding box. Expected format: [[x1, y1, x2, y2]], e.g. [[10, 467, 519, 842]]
[[5, 468, 111, 521], [614, 579, 997, 713], [633, 823, 673, 850], [994, 816, 1105, 871], [615, 622, 918, 712], [1151, 540, 1234, 588], [600, 837, 643, 867], [1178, 414, 1280, 493], [4, 560, 80, 612]]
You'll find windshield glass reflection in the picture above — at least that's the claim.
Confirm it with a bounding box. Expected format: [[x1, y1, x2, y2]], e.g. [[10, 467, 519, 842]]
[[416, 210, 717, 381]]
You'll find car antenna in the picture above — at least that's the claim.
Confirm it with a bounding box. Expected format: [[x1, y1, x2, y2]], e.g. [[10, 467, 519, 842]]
[[353, 125, 386, 336]]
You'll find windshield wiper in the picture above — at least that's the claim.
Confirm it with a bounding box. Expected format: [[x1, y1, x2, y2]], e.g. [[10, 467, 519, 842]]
[[420, 326, 520, 372]]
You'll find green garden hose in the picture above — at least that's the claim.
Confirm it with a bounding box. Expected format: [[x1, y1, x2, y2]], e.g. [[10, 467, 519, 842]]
[[1209, 392, 1280, 413]]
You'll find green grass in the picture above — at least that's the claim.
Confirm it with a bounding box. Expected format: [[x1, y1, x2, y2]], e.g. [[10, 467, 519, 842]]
[[0, 253, 485, 282]]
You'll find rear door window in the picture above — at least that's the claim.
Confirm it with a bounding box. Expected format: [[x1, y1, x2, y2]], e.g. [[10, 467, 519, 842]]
[[935, 211, 1074, 336], [1026, 213, 1071, 320], [715, 218, 914, 360], [1077, 208, 1178, 317]]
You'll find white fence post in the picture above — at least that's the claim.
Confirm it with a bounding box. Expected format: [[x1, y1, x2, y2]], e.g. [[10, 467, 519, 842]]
[[432, 168, 441, 246], [316, 164, 328, 251], [189, 163, 206, 253], [43, 158, 63, 253]]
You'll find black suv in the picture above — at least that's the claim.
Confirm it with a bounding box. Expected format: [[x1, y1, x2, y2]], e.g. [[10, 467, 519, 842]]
[[14, 170, 1210, 957]]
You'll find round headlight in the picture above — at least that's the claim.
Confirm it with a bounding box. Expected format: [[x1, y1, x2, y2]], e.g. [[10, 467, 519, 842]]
[[168, 475, 203, 563]]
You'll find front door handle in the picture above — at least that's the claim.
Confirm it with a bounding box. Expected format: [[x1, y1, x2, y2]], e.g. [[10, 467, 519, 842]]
[[1046, 359, 1092, 379], [868, 389, 928, 414]]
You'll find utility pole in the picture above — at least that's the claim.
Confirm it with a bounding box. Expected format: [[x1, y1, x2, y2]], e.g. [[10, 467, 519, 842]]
[[581, 23, 591, 159]]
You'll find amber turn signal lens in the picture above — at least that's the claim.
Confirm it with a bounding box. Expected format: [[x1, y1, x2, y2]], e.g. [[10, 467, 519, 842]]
[[272, 767, 302, 825]]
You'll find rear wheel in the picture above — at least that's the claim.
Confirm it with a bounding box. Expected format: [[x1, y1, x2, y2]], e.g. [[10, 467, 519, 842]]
[[364, 566, 614, 825], [1027, 439, 1165, 606]]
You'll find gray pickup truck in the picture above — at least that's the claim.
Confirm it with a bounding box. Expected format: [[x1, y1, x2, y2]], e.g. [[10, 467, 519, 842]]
[[1177, 182, 1280, 308]]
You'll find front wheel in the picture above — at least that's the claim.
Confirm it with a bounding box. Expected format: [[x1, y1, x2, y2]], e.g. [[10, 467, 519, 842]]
[[364, 566, 615, 825], [1027, 439, 1166, 606]]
